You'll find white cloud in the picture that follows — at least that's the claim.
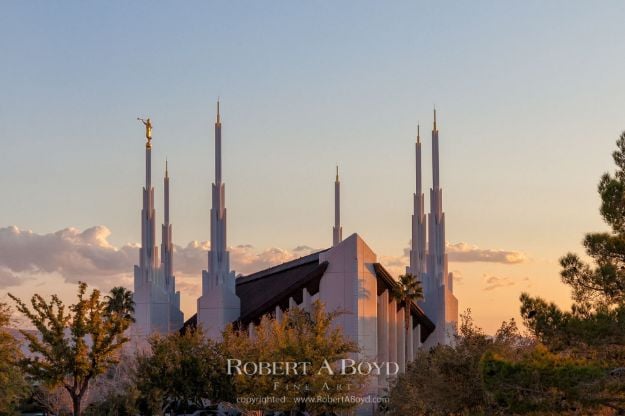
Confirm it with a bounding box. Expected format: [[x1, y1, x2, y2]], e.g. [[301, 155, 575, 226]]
[[447, 242, 527, 264], [0, 267, 28, 289], [379, 241, 527, 278], [483, 275, 516, 291], [0, 226, 320, 293], [0, 225, 527, 298], [0, 226, 135, 287]]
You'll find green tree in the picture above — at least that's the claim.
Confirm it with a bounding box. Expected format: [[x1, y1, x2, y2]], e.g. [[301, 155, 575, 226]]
[[104, 287, 135, 324], [521, 132, 625, 348], [134, 327, 234, 415], [391, 273, 424, 363], [222, 300, 366, 415], [9, 283, 135, 416], [385, 310, 524, 416], [0, 302, 29, 414], [494, 132, 625, 413]]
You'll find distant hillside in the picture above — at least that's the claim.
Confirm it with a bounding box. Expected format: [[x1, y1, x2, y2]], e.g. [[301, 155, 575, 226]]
[[2, 327, 39, 357]]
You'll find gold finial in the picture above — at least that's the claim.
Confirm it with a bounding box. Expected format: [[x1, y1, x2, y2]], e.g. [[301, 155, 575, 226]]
[[336, 165, 339, 181], [417, 123, 420, 143], [216, 98, 220, 124], [165, 158, 168, 177], [137, 117, 152, 148], [433, 106, 437, 131]]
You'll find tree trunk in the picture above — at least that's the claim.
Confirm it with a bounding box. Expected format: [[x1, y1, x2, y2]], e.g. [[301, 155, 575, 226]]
[[72, 393, 81, 416], [405, 313, 411, 363]]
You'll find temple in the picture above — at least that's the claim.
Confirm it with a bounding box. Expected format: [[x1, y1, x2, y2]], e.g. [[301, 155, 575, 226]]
[[132, 104, 458, 414]]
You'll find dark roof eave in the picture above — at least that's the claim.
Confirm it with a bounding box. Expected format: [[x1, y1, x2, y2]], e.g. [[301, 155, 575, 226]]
[[373, 262, 435, 343], [238, 261, 329, 324]]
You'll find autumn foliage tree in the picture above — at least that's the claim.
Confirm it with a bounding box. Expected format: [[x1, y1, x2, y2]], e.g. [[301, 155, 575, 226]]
[[222, 300, 365, 415], [0, 302, 29, 414], [9, 282, 135, 416]]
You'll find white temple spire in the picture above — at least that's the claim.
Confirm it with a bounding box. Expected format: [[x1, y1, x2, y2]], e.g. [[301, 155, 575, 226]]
[[208, 99, 228, 274], [161, 160, 173, 282], [198, 100, 240, 340], [215, 100, 222, 185], [333, 165, 342, 246], [423, 107, 459, 346], [432, 108, 440, 191], [408, 123, 427, 280], [138, 118, 158, 274]]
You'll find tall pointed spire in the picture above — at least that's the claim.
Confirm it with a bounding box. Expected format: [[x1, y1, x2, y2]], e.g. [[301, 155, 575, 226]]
[[208, 99, 228, 277], [138, 118, 158, 275], [428, 108, 443, 276], [215, 100, 222, 185], [432, 107, 440, 191], [422, 107, 459, 347], [161, 159, 173, 282], [217, 98, 221, 124], [408, 123, 427, 280], [198, 99, 240, 340], [333, 165, 342, 246], [133, 119, 184, 337]]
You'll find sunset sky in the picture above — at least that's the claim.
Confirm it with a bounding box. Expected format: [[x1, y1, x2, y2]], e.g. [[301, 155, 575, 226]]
[[2, 1, 625, 333]]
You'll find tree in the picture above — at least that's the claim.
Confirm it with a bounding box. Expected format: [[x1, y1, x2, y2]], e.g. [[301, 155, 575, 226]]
[[0, 302, 29, 414], [31, 384, 74, 416], [104, 287, 135, 324], [522, 133, 625, 341], [222, 300, 366, 415], [391, 273, 424, 363], [499, 132, 625, 413], [134, 327, 235, 415], [83, 351, 139, 416], [520, 133, 625, 350], [385, 310, 526, 416], [9, 283, 135, 416]]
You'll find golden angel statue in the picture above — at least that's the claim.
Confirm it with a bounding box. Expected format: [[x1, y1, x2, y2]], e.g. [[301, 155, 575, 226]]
[[137, 117, 152, 146]]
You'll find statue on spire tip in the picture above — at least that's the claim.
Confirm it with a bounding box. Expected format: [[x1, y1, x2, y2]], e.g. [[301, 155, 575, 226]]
[[137, 117, 152, 147]]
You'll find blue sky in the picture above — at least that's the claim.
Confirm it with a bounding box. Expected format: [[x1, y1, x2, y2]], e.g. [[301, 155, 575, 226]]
[[2, 1, 625, 332]]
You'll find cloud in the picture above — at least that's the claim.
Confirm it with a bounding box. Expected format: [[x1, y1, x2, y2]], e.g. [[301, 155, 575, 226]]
[[0, 267, 28, 289], [0, 224, 526, 297], [483, 275, 516, 291], [379, 241, 527, 277], [172, 241, 319, 276], [447, 242, 527, 264], [0, 226, 320, 293], [0, 226, 135, 288]]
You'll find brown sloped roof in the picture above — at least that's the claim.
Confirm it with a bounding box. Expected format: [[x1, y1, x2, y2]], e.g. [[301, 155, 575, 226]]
[[236, 251, 329, 324], [181, 250, 328, 333]]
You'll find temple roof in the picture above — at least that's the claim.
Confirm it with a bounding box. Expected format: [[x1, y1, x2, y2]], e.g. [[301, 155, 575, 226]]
[[236, 250, 329, 324], [181, 249, 435, 343]]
